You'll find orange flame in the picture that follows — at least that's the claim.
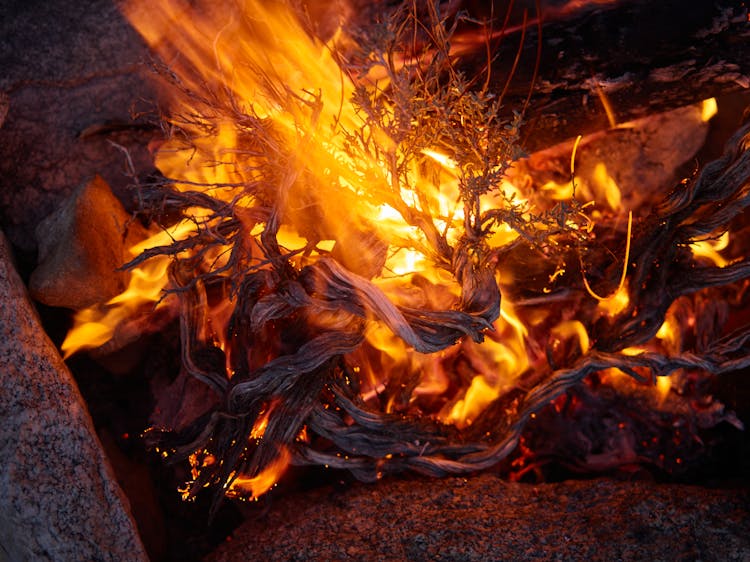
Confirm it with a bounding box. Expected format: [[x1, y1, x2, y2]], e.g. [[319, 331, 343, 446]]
[[690, 231, 730, 267], [59, 0, 690, 500], [226, 447, 291, 500], [61, 219, 196, 357]]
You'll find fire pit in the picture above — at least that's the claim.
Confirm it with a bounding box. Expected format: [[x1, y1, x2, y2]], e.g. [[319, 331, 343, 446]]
[[1, 0, 749, 560]]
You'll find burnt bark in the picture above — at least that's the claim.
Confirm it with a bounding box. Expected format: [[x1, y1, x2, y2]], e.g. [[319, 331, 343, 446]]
[[453, 0, 750, 150]]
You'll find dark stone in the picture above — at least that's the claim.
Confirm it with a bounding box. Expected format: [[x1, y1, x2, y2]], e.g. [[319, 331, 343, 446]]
[[0, 91, 7, 128], [209, 474, 750, 561], [0, 0, 156, 253]]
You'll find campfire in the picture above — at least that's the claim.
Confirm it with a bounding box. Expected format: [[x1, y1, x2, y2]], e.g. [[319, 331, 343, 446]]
[[45, 0, 750, 497], [2, 0, 749, 559]]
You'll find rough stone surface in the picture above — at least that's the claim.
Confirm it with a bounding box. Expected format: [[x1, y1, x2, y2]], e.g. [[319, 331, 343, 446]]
[[210, 474, 750, 561], [0, 0, 155, 253], [0, 230, 147, 562], [150, 367, 220, 433], [29, 175, 149, 310]]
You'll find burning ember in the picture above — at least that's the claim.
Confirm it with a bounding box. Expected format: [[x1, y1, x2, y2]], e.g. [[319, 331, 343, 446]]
[[58, 0, 749, 506]]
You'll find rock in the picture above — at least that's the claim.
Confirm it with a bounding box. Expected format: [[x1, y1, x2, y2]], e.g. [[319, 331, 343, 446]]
[[0, 230, 148, 561], [29, 175, 149, 310], [150, 367, 220, 433], [209, 474, 750, 561], [98, 429, 168, 562], [0, 0, 156, 252]]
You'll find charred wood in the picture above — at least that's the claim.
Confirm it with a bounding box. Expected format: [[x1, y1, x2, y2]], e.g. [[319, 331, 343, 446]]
[[452, 0, 750, 150]]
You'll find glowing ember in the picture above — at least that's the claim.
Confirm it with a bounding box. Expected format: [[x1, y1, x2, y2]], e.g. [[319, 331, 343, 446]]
[[61, 0, 749, 502]]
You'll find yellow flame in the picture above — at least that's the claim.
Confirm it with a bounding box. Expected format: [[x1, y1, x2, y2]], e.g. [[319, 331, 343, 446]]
[[655, 374, 671, 402], [594, 82, 617, 128], [447, 376, 499, 427], [701, 98, 718, 122], [655, 315, 681, 353], [541, 178, 575, 200], [651, 313, 685, 402], [582, 211, 633, 316], [422, 149, 459, 171], [595, 284, 630, 317], [61, 219, 198, 357], [591, 162, 621, 211], [551, 320, 590, 355], [613, 313, 683, 402], [690, 231, 730, 267], [445, 301, 528, 428], [227, 447, 291, 500]]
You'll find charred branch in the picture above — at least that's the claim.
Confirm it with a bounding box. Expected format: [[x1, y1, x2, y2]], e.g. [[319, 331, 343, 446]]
[[69, 0, 750, 506], [453, 0, 750, 150]]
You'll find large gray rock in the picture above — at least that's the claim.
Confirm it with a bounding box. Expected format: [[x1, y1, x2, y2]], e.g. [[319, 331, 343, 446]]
[[210, 474, 750, 561], [0, 230, 147, 562]]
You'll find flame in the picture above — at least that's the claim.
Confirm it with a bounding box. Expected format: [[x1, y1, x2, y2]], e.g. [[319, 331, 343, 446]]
[[187, 451, 216, 484], [701, 98, 718, 122], [69, 0, 469, 365], [422, 149, 459, 171], [655, 373, 671, 402], [593, 81, 618, 128], [61, 219, 197, 357], [121, 0, 480, 286], [650, 313, 685, 401], [583, 211, 633, 316], [690, 231, 730, 267], [551, 320, 590, 355], [250, 404, 275, 440], [447, 375, 500, 427], [595, 284, 630, 317], [655, 315, 681, 352], [59, 0, 692, 500], [591, 163, 621, 211], [226, 447, 291, 500], [445, 301, 529, 428], [541, 137, 622, 212]]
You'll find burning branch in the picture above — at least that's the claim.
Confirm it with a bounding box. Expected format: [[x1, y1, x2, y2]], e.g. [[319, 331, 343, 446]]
[[61, 0, 750, 506]]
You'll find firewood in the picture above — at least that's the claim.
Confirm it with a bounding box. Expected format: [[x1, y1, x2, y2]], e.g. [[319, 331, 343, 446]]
[[61, 0, 748, 511], [452, 0, 750, 150]]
